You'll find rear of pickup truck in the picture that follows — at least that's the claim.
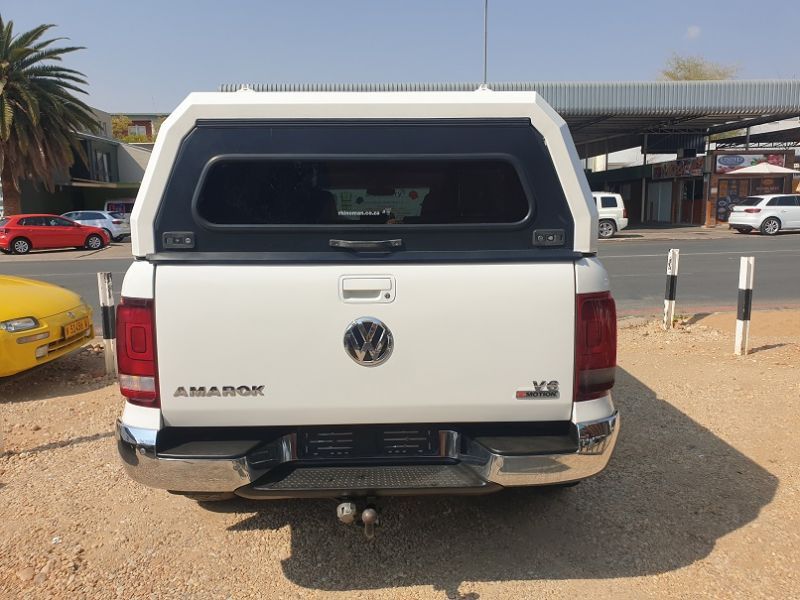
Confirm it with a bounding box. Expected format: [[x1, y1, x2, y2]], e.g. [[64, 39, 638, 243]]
[[116, 90, 618, 505]]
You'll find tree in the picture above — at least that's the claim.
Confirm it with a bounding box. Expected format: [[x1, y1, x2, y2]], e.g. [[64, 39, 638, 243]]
[[152, 116, 166, 140], [661, 54, 740, 81], [112, 114, 132, 140], [0, 15, 97, 215]]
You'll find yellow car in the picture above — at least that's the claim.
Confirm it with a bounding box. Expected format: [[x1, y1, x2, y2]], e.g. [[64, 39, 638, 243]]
[[0, 275, 94, 377]]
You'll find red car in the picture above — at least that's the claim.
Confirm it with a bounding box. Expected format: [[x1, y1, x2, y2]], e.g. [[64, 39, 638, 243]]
[[0, 214, 110, 255]]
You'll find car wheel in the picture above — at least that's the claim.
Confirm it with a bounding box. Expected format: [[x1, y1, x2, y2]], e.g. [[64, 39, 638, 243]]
[[85, 234, 105, 250], [734, 227, 752, 234], [11, 237, 31, 254], [598, 220, 616, 239], [760, 217, 781, 236]]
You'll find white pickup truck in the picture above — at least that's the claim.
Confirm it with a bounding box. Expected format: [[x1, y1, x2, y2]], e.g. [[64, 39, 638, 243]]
[[115, 89, 619, 536]]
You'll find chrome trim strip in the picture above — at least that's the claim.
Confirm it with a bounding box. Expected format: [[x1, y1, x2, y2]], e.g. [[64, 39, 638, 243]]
[[115, 411, 619, 493]]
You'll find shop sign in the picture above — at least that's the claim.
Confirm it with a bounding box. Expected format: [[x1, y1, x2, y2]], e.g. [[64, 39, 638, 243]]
[[751, 178, 784, 195], [715, 153, 785, 174], [653, 157, 705, 179]]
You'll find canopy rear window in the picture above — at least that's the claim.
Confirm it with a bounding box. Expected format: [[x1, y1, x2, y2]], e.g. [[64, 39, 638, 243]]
[[196, 158, 530, 226], [153, 119, 576, 257]]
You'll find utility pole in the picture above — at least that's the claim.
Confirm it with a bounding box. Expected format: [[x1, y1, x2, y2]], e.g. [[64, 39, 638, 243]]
[[483, 0, 489, 86]]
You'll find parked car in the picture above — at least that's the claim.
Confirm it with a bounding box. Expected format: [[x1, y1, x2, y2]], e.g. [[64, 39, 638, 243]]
[[0, 214, 110, 254], [115, 90, 619, 535], [0, 275, 94, 377], [592, 192, 628, 238], [728, 194, 800, 235], [62, 210, 131, 242]]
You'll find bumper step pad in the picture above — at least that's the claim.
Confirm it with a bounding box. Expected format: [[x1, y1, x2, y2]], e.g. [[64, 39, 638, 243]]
[[240, 464, 495, 498]]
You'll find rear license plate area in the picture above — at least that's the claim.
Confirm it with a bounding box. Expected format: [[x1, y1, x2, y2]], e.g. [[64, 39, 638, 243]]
[[298, 426, 440, 459]]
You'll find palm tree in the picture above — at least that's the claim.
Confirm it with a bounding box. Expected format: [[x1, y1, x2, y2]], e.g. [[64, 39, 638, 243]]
[[0, 14, 97, 215]]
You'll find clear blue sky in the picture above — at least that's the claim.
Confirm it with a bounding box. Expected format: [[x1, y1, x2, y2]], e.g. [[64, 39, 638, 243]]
[[4, 0, 798, 113]]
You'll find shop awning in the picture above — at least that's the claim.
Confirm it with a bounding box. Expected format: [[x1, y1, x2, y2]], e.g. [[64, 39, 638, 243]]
[[728, 163, 800, 174], [716, 126, 800, 148], [219, 80, 800, 158]]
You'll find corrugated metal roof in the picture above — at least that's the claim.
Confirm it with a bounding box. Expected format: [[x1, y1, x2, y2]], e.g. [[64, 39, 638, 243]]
[[218, 80, 800, 116]]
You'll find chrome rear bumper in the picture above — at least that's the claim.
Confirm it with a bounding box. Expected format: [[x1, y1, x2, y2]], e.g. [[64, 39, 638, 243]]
[[116, 411, 619, 496]]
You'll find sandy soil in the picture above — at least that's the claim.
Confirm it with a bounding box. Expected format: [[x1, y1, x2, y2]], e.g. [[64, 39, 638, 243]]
[[1, 312, 798, 599], [696, 308, 800, 340]]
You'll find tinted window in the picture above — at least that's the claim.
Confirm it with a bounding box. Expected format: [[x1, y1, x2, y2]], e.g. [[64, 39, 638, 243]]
[[45, 217, 74, 226], [19, 217, 45, 226], [738, 197, 765, 207], [110, 212, 125, 219], [155, 120, 576, 257], [0, 218, 8, 227], [600, 196, 618, 208], [196, 159, 530, 226], [774, 196, 799, 207], [86, 212, 105, 219]]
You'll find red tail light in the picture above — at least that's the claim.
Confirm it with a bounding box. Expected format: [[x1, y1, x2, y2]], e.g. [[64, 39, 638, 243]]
[[0, 228, 6, 234], [575, 291, 616, 401], [117, 298, 159, 406], [623, 208, 628, 218], [112, 220, 123, 225], [744, 208, 761, 213]]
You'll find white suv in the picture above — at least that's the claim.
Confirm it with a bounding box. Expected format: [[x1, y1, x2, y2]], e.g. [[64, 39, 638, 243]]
[[62, 210, 131, 242], [728, 195, 800, 235], [592, 192, 628, 238]]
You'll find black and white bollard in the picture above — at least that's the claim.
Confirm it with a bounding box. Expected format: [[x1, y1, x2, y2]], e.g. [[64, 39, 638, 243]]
[[662, 248, 680, 330], [735, 257, 755, 356], [97, 272, 117, 376]]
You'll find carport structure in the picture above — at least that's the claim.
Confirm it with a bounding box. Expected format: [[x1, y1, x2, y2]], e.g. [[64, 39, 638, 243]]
[[219, 80, 800, 159], [220, 80, 800, 227]]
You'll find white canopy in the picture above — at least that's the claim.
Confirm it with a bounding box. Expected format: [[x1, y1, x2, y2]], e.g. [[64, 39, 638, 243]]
[[728, 162, 800, 174]]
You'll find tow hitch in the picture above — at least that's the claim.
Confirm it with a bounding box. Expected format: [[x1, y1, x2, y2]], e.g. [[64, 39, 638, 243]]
[[336, 499, 380, 539]]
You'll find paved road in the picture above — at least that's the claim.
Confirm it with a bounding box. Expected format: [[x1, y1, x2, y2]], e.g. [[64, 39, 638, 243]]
[[598, 233, 800, 315], [1, 235, 799, 326]]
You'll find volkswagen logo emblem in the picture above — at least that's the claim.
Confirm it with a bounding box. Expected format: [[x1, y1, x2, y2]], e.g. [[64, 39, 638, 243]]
[[344, 317, 393, 367]]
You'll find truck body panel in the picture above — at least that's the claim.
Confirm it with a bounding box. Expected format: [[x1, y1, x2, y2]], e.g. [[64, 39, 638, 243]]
[[155, 262, 576, 426]]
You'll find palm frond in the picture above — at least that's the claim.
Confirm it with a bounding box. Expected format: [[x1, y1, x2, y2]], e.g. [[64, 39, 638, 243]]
[[0, 13, 96, 194]]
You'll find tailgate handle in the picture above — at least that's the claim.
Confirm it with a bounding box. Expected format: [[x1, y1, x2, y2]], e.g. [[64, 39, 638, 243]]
[[340, 277, 395, 303], [330, 239, 403, 252]]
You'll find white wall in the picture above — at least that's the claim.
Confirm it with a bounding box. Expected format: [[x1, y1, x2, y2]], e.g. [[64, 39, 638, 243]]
[[117, 144, 152, 182]]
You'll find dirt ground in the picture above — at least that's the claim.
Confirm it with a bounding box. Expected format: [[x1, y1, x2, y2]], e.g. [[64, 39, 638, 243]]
[[1, 311, 798, 599]]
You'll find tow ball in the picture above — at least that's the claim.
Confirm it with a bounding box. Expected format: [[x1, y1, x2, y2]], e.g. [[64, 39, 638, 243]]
[[336, 499, 379, 539]]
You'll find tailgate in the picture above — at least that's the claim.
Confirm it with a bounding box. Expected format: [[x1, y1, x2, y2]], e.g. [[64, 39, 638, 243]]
[[155, 263, 575, 426]]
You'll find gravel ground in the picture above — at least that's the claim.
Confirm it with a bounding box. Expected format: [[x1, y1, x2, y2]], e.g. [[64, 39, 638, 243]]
[[1, 311, 798, 599]]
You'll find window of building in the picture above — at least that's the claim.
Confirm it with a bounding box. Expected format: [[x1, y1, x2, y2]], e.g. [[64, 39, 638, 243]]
[[95, 151, 111, 182], [128, 125, 147, 137]]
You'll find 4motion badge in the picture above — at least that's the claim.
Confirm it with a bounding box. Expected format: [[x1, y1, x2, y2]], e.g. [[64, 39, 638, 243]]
[[516, 380, 560, 399]]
